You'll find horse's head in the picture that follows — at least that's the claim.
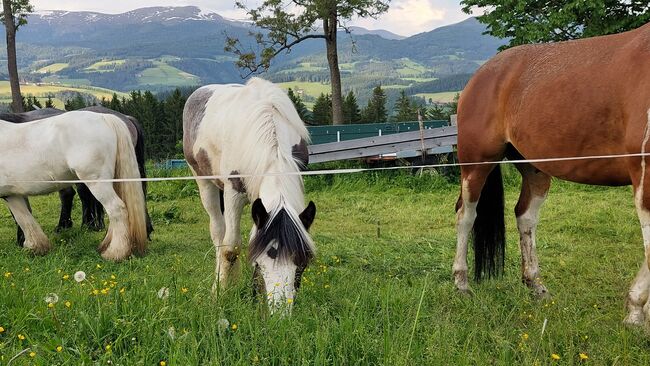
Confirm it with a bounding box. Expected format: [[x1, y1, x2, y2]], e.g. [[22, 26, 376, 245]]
[[249, 198, 316, 314]]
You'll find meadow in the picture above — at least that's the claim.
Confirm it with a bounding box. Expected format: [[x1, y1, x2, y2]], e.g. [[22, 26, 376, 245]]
[[1, 166, 650, 365]]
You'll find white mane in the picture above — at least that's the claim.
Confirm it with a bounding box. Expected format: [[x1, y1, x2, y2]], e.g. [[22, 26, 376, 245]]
[[202, 77, 310, 212]]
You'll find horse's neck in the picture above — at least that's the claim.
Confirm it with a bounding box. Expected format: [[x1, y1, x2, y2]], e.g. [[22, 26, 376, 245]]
[[258, 174, 305, 213]]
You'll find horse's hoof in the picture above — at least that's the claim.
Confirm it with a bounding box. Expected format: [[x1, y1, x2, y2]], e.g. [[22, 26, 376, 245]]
[[455, 286, 473, 297], [533, 287, 551, 300], [624, 312, 644, 327]]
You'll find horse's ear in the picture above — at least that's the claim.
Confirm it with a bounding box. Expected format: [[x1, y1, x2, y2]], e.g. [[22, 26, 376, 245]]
[[299, 201, 316, 230], [251, 198, 269, 227]]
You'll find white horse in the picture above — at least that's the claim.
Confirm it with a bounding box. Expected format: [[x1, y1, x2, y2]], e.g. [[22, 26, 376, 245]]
[[183, 77, 316, 312], [0, 111, 147, 261]]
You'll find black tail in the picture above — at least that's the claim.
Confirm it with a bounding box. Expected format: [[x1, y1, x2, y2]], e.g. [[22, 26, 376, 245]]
[[473, 165, 505, 281]]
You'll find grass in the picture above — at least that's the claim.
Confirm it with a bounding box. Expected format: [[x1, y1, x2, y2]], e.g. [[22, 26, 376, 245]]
[[35, 63, 69, 74], [137, 62, 199, 87], [0, 81, 127, 102], [85, 60, 127, 73], [1, 166, 650, 364], [277, 81, 331, 97], [415, 91, 460, 103]]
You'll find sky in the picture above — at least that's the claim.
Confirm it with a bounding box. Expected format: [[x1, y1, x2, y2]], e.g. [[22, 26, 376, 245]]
[[29, 0, 472, 37]]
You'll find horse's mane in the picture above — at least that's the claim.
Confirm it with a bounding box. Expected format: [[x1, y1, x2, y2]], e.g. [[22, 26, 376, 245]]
[[249, 204, 314, 268], [234, 78, 315, 264]]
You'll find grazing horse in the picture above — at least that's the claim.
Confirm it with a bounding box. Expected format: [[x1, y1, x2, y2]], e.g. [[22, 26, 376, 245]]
[[183, 77, 316, 312], [0, 111, 147, 260], [453, 22, 650, 326], [1, 107, 153, 244]]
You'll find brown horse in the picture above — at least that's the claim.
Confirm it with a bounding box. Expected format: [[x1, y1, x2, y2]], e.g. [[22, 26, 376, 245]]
[[453, 22, 650, 326]]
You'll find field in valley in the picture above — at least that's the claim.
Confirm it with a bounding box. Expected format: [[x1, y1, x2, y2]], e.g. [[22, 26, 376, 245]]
[[1, 167, 649, 364]]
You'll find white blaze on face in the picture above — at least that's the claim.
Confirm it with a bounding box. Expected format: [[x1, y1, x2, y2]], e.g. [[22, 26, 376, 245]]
[[255, 241, 298, 315]]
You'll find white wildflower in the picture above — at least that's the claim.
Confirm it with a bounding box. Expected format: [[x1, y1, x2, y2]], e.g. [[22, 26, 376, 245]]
[[217, 318, 230, 331], [44, 293, 59, 304], [74, 271, 86, 282], [157, 287, 170, 300]]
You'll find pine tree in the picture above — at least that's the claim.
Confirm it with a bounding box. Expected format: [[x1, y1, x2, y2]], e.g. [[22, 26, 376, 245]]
[[361, 86, 387, 123], [342, 91, 361, 124], [45, 95, 54, 108], [311, 93, 332, 125], [393, 90, 417, 122], [287, 88, 310, 123]]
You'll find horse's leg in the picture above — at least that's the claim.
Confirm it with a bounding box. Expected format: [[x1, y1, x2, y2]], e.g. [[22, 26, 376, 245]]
[[624, 182, 650, 326], [12, 196, 30, 246], [453, 163, 498, 293], [55, 187, 75, 232], [77, 183, 105, 231], [4, 196, 50, 254], [215, 185, 246, 291], [82, 182, 131, 261], [515, 163, 551, 298], [195, 179, 227, 291]]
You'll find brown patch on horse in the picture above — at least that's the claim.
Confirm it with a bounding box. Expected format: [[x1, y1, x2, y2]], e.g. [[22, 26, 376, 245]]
[[228, 170, 246, 193], [182, 87, 215, 175], [292, 138, 309, 170], [223, 250, 239, 266]]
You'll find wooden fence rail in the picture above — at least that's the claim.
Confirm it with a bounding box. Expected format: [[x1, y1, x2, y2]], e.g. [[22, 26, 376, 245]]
[[308, 125, 458, 164]]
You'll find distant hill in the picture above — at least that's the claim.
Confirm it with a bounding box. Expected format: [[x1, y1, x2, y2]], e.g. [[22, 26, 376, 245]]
[[0, 6, 506, 101]]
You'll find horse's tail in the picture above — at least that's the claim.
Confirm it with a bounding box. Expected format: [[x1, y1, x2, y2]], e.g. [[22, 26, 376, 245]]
[[105, 115, 148, 256], [473, 165, 506, 281], [129, 116, 154, 238]]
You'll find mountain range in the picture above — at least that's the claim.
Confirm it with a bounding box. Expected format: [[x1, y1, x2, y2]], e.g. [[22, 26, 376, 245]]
[[0, 6, 506, 103]]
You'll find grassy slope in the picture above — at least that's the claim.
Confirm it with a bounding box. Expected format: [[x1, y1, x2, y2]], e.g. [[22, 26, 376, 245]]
[[1, 167, 649, 364], [137, 62, 199, 87], [415, 91, 460, 103], [35, 63, 69, 74], [0, 81, 127, 101]]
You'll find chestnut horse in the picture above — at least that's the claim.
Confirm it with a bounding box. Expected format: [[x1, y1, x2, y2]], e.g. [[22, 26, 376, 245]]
[[453, 22, 650, 326]]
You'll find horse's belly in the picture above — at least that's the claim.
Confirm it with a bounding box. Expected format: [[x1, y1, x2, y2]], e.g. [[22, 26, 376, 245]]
[[529, 159, 631, 186]]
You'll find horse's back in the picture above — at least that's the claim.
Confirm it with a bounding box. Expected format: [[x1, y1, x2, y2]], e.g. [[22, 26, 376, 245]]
[[183, 79, 308, 179], [458, 22, 650, 184]]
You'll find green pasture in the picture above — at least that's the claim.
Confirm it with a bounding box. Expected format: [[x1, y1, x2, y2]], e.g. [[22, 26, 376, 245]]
[[0, 81, 127, 103], [1, 166, 649, 364], [35, 63, 69, 74], [416, 91, 460, 103], [85, 60, 127, 73], [137, 62, 199, 87]]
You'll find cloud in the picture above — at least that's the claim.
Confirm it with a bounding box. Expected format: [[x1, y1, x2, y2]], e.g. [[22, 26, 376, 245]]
[[30, 0, 469, 35], [349, 0, 468, 36]]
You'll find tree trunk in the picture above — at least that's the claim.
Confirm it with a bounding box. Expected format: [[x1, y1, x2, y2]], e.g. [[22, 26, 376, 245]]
[[323, 14, 343, 125], [3, 0, 23, 113]]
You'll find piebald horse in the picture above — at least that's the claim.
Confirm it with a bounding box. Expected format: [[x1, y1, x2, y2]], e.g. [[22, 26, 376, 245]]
[[1, 107, 153, 244], [183, 77, 316, 313], [453, 22, 650, 326], [0, 111, 147, 261]]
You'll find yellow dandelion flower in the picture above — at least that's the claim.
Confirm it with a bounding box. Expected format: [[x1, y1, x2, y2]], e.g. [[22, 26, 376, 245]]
[[62, 274, 69, 280], [181, 287, 188, 293], [0, 326, 4, 333], [111, 275, 116, 280], [24, 267, 30, 272], [4, 272, 11, 278], [231, 323, 238, 331], [579, 353, 588, 360], [160, 362, 167, 366], [522, 333, 529, 341], [286, 298, 293, 304], [65, 301, 71, 308], [551, 354, 561, 360], [96, 264, 102, 269], [105, 344, 112, 352], [92, 289, 99, 296], [48, 303, 55, 309], [101, 288, 109, 295], [29, 351, 35, 357], [18, 334, 25, 340], [119, 287, 125, 294], [56, 346, 63, 352]]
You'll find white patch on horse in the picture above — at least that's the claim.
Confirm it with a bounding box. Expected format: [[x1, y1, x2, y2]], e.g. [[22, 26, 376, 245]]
[[516, 194, 548, 296], [453, 180, 477, 292]]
